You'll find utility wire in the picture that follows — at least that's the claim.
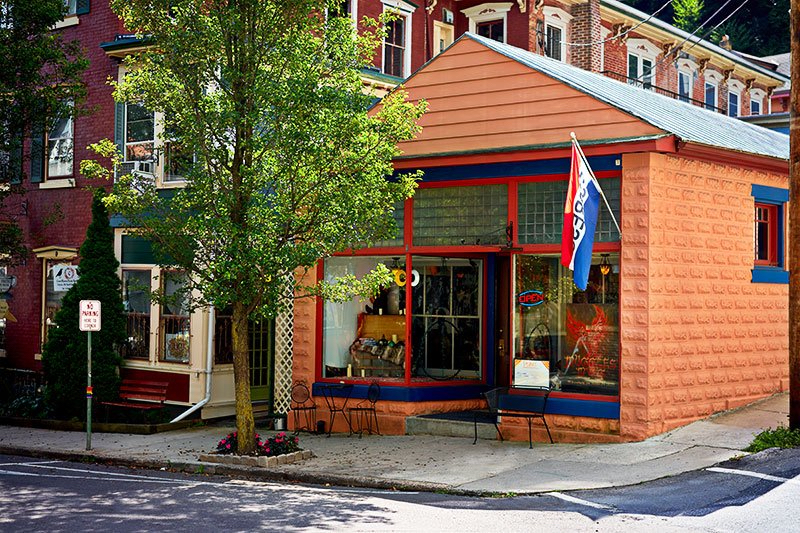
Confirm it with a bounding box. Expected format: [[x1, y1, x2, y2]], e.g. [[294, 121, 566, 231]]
[[628, 0, 750, 85], [565, 0, 673, 48]]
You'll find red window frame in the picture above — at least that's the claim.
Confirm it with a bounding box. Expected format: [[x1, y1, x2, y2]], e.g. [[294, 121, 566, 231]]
[[754, 203, 778, 266]]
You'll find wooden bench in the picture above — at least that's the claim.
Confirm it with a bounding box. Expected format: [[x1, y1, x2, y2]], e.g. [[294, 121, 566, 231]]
[[473, 387, 553, 448], [99, 379, 169, 414]]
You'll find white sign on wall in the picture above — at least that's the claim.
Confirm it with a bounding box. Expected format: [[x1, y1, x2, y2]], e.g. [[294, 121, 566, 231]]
[[79, 300, 101, 332], [53, 264, 79, 292]]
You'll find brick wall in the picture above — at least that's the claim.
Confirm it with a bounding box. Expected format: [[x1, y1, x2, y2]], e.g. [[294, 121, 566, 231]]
[[5, 3, 124, 370], [620, 152, 788, 440], [570, 0, 601, 72]]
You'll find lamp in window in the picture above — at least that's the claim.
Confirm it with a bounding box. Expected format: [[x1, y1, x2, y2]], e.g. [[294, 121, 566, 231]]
[[599, 254, 611, 276]]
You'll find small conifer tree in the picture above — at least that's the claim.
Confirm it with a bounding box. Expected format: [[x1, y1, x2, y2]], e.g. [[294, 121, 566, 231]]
[[42, 189, 126, 419]]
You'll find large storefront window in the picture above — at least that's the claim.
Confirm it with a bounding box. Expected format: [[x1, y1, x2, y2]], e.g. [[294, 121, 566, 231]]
[[323, 255, 483, 381], [513, 254, 619, 396]]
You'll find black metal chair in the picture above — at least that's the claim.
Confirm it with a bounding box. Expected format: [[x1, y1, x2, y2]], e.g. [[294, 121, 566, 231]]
[[474, 386, 553, 448], [290, 382, 316, 433], [348, 381, 381, 437]]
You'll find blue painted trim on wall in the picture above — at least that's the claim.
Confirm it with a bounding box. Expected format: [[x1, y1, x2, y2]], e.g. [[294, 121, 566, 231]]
[[399, 155, 621, 183], [751, 184, 789, 203], [312, 383, 620, 418], [752, 267, 789, 284], [502, 394, 620, 419]]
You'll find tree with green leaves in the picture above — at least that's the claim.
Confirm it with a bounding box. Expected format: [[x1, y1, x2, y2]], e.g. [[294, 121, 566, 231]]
[[0, 0, 87, 266], [672, 0, 703, 32], [42, 190, 126, 420], [82, 0, 425, 454]]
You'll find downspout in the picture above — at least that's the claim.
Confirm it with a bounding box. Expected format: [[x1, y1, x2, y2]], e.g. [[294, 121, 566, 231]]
[[171, 307, 214, 423]]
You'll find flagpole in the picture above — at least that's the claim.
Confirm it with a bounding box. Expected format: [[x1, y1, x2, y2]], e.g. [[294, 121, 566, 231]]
[[570, 132, 622, 237]]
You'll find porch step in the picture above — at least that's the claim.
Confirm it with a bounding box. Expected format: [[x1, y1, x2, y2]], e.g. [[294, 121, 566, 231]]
[[405, 410, 498, 441]]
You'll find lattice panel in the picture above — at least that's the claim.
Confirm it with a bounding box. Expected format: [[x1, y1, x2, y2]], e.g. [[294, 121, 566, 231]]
[[273, 277, 294, 415]]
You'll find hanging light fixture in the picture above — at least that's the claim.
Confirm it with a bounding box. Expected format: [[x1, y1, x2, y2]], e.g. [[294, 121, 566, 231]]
[[599, 254, 611, 276]]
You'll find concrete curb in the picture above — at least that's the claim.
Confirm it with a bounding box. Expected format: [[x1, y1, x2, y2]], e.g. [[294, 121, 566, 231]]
[[0, 445, 467, 495]]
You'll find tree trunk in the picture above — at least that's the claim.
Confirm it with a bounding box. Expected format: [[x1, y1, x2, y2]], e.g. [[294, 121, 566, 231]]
[[232, 301, 256, 454]]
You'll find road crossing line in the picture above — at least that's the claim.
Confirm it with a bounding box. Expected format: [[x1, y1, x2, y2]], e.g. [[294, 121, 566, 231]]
[[706, 467, 800, 485], [548, 492, 615, 510]]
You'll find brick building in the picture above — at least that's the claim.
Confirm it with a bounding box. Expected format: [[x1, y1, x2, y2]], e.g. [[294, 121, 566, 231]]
[[4, 2, 789, 437]]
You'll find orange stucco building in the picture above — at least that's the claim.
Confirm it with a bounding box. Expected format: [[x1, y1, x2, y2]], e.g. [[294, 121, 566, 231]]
[[291, 34, 789, 443]]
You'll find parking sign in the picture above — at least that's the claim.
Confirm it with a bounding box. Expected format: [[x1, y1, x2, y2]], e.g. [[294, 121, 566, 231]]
[[79, 300, 101, 332]]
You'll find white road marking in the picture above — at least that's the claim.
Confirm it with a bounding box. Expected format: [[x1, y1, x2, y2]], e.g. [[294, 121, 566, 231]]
[[548, 492, 615, 510], [0, 460, 60, 467], [0, 468, 198, 484], [707, 467, 799, 484]]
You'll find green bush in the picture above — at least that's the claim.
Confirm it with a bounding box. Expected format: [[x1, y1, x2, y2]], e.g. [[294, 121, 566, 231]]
[[746, 425, 800, 453], [0, 390, 52, 419], [42, 190, 126, 419]]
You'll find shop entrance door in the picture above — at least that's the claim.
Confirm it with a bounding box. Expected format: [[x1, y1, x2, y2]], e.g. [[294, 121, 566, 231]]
[[494, 255, 511, 387]]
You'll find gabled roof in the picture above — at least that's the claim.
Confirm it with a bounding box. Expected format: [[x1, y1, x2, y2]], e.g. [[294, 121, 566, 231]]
[[463, 33, 788, 161]]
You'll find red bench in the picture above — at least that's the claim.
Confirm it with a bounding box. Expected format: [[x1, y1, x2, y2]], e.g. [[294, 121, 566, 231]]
[[100, 379, 169, 412]]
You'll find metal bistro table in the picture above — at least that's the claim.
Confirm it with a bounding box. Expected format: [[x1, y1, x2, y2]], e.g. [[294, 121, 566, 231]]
[[318, 382, 354, 436]]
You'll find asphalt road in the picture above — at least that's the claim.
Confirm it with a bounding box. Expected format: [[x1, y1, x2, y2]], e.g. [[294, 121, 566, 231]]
[[1, 451, 799, 532]]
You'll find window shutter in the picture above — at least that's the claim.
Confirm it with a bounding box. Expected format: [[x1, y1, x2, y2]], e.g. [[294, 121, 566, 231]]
[[76, 0, 90, 15], [114, 101, 125, 157], [30, 121, 45, 183]]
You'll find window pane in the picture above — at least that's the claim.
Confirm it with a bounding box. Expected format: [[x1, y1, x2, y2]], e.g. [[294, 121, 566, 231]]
[[546, 25, 562, 60], [413, 184, 507, 246], [518, 178, 621, 244], [642, 59, 653, 88], [477, 20, 503, 43], [122, 270, 151, 359], [323, 256, 406, 379], [705, 82, 716, 110], [383, 17, 405, 77], [729, 93, 739, 117], [161, 272, 190, 362], [751, 100, 761, 115], [513, 254, 619, 396], [411, 256, 482, 379], [627, 54, 638, 82], [48, 104, 74, 177], [679, 72, 690, 102], [369, 200, 404, 248]]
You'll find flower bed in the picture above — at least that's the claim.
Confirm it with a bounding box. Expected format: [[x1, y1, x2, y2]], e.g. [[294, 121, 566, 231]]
[[198, 431, 312, 467]]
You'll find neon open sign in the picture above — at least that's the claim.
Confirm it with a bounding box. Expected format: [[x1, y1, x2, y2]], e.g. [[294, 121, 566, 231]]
[[517, 290, 544, 307]]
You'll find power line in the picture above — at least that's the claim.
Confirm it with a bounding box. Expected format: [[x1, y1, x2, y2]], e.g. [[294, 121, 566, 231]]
[[565, 0, 673, 48]]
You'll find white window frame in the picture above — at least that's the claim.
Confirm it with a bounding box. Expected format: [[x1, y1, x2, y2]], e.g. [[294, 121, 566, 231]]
[[750, 88, 766, 116], [704, 70, 722, 111], [542, 6, 572, 62], [46, 100, 74, 180], [54, 0, 79, 29], [462, 3, 513, 44], [728, 79, 744, 117], [117, 66, 186, 188], [676, 58, 697, 103], [626, 39, 660, 89], [382, 0, 416, 78]]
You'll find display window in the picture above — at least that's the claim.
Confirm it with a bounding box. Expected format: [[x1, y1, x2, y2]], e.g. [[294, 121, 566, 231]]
[[322, 255, 483, 382], [512, 254, 619, 397]]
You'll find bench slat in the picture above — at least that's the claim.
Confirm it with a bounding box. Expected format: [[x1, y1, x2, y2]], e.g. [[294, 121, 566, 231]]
[[100, 378, 169, 410]]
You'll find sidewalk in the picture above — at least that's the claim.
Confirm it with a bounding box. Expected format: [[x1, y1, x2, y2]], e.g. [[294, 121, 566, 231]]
[[0, 393, 789, 495]]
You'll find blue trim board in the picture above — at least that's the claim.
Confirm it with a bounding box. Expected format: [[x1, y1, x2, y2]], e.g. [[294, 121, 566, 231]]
[[312, 383, 619, 418], [397, 155, 621, 183], [751, 184, 789, 204], [752, 267, 789, 284]]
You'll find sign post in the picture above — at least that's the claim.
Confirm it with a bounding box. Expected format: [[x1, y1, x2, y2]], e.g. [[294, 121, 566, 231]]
[[79, 300, 101, 450]]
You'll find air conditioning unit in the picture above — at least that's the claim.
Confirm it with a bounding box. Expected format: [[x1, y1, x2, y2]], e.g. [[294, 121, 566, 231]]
[[442, 8, 453, 24], [115, 160, 156, 190]]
